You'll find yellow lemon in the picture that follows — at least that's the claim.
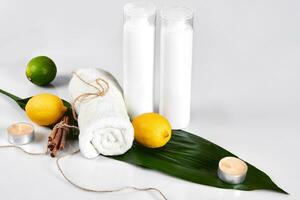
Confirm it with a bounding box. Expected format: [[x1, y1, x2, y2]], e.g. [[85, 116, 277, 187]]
[[132, 113, 172, 148], [25, 93, 67, 126]]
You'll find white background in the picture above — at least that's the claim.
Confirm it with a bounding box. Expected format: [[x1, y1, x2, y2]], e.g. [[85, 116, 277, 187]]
[[0, 0, 299, 199]]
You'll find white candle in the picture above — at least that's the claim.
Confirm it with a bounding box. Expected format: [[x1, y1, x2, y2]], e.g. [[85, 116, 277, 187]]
[[7, 122, 35, 145], [159, 7, 194, 129], [218, 157, 248, 184], [123, 2, 156, 118]]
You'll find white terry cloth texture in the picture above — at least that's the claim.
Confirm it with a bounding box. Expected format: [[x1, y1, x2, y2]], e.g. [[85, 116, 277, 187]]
[[69, 68, 134, 158]]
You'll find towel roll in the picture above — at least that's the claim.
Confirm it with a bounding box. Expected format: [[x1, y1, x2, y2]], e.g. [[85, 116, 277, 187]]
[[69, 68, 134, 158]]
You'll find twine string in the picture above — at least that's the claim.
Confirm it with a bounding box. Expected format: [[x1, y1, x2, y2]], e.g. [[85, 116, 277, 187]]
[[71, 72, 109, 120], [0, 145, 47, 155], [56, 150, 168, 200], [0, 136, 167, 200], [0, 73, 168, 199]]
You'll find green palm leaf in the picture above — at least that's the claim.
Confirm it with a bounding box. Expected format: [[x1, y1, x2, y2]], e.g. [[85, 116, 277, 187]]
[[113, 130, 287, 193], [0, 89, 287, 194]]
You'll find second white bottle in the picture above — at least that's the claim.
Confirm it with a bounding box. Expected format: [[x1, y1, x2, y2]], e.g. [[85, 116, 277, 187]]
[[159, 7, 194, 129]]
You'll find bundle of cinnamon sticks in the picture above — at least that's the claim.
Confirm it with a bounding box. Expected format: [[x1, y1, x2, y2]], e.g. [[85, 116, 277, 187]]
[[48, 116, 70, 157]]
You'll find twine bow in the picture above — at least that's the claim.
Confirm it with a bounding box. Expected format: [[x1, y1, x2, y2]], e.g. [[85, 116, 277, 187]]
[[71, 72, 109, 120], [53, 120, 79, 130]]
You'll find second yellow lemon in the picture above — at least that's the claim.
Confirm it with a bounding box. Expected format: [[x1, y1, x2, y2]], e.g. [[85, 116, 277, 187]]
[[25, 93, 67, 126], [132, 113, 172, 148]]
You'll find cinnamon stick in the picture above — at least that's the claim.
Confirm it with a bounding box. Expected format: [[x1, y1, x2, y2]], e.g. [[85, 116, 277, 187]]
[[50, 147, 58, 157], [50, 128, 62, 158], [60, 116, 69, 150], [48, 142, 55, 151], [53, 128, 63, 147], [48, 127, 58, 141], [47, 116, 71, 157]]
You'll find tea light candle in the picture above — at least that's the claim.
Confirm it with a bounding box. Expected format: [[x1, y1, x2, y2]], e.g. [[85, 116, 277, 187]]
[[7, 122, 35, 145], [218, 156, 248, 184]]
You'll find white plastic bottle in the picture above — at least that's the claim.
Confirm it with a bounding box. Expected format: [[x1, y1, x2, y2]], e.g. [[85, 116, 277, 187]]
[[123, 2, 156, 118], [159, 7, 194, 129]]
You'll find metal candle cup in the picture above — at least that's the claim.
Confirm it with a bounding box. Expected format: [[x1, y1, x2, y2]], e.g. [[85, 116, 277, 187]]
[[218, 156, 248, 184], [7, 122, 35, 145]]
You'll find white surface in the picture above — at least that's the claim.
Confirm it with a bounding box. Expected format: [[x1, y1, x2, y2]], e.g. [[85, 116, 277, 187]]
[[0, 0, 299, 200]]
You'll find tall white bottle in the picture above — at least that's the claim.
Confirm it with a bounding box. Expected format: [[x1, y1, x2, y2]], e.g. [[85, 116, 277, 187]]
[[123, 2, 156, 118], [159, 7, 194, 129]]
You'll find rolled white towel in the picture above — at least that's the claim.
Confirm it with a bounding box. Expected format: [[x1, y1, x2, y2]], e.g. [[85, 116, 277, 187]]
[[69, 68, 134, 158]]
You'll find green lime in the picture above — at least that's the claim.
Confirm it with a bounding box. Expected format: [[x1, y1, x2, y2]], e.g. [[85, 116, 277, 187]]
[[26, 56, 57, 86]]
